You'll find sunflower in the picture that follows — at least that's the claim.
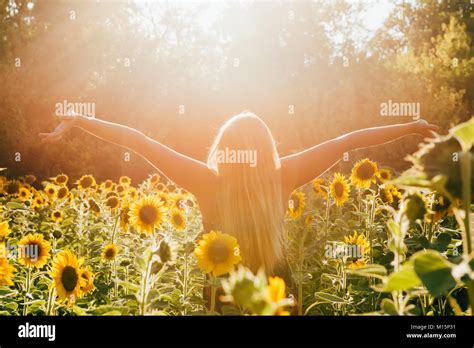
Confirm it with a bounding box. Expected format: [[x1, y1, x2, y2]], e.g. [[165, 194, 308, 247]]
[[119, 176, 132, 186], [101, 179, 114, 191], [287, 191, 306, 218], [194, 230, 242, 277], [105, 196, 120, 210], [18, 233, 51, 269], [128, 195, 166, 235], [44, 184, 57, 197], [404, 193, 428, 223], [330, 173, 351, 206], [267, 276, 290, 316], [51, 250, 85, 302], [0, 244, 15, 286], [52, 174, 69, 186], [79, 268, 94, 294], [115, 184, 127, 196], [51, 210, 64, 223], [101, 244, 118, 262], [31, 195, 45, 209], [0, 221, 10, 240], [380, 184, 395, 204], [170, 193, 187, 210], [343, 231, 370, 269], [120, 205, 130, 230], [4, 180, 21, 197], [56, 186, 69, 200], [25, 175, 37, 185], [350, 158, 379, 189], [149, 174, 160, 185], [377, 168, 392, 183], [170, 209, 186, 230], [127, 187, 138, 200], [18, 187, 31, 201], [76, 175, 96, 190], [88, 199, 101, 216], [312, 178, 328, 197], [304, 214, 315, 227]]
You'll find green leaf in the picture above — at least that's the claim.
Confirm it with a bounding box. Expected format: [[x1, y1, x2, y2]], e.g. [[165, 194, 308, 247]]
[[413, 250, 456, 297], [346, 264, 387, 280], [382, 263, 421, 292], [433, 232, 452, 252], [381, 298, 399, 315], [314, 292, 346, 303], [451, 117, 474, 151], [6, 202, 25, 210]]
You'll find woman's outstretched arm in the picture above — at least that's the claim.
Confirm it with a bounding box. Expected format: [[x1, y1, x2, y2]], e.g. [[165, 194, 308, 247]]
[[280, 119, 439, 193], [40, 114, 214, 195]]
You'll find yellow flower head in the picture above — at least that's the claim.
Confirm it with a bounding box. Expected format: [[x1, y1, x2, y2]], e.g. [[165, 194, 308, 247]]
[[287, 191, 306, 218], [170, 209, 186, 231], [0, 244, 15, 286], [18, 187, 31, 201], [44, 184, 57, 197], [52, 174, 69, 186], [351, 158, 379, 189], [56, 186, 70, 200], [105, 196, 120, 210], [79, 268, 94, 294], [51, 250, 85, 303], [119, 176, 132, 186], [267, 276, 290, 315], [18, 233, 51, 269], [343, 231, 370, 269], [330, 173, 351, 206], [76, 175, 96, 191], [128, 195, 166, 235], [312, 178, 328, 197], [170, 193, 188, 211], [51, 210, 64, 223], [194, 230, 242, 277], [101, 244, 118, 262], [377, 168, 392, 183], [0, 221, 11, 240]]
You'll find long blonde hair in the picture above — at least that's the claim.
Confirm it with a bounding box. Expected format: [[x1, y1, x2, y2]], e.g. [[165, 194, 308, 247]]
[[207, 112, 285, 273]]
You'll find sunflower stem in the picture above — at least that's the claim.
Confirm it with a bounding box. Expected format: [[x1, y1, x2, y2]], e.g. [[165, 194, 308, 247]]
[[140, 257, 152, 315], [210, 281, 217, 314], [22, 266, 32, 316]]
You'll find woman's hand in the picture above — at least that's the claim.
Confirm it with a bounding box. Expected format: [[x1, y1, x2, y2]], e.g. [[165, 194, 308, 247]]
[[412, 119, 439, 139], [39, 112, 80, 144]]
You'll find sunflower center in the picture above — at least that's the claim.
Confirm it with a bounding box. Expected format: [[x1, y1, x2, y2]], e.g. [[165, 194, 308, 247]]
[[208, 240, 230, 264], [105, 248, 115, 259], [61, 266, 78, 292], [54, 211, 61, 218], [139, 205, 158, 225], [57, 175, 67, 184], [334, 182, 344, 197], [58, 187, 68, 199], [357, 163, 376, 180], [173, 214, 183, 226], [81, 177, 93, 188]]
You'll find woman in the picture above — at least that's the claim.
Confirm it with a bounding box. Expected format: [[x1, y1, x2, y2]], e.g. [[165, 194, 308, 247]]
[[40, 111, 438, 274]]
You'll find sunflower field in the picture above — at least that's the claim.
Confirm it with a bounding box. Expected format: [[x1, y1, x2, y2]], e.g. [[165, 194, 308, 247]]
[[0, 119, 473, 316]]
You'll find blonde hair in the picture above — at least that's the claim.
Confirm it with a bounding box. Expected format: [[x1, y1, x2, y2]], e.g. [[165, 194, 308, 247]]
[[207, 112, 285, 273]]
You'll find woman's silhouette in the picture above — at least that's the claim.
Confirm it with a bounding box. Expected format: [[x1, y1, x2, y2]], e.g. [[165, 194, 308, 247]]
[[40, 111, 438, 273]]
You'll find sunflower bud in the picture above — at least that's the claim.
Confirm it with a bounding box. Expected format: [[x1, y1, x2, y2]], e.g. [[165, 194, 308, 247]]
[[404, 193, 428, 223]]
